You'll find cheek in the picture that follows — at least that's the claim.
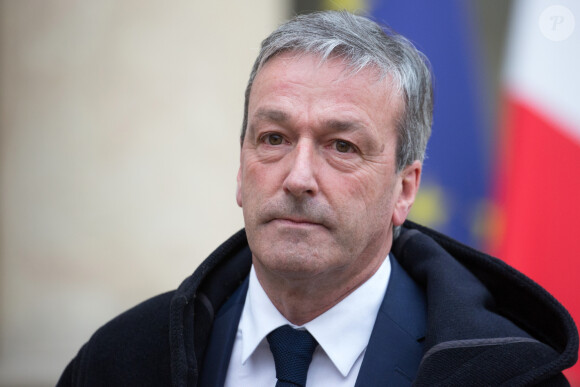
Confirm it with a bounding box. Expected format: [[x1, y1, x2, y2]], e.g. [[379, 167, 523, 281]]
[[241, 158, 281, 201], [321, 174, 375, 232], [335, 170, 398, 225], [342, 169, 392, 206]]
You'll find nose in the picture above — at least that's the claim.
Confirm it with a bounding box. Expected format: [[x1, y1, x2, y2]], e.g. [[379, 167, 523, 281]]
[[282, 140, 319, 197]]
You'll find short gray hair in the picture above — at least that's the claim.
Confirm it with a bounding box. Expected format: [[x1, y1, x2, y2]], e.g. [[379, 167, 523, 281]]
[[240, 10, 433, 172]]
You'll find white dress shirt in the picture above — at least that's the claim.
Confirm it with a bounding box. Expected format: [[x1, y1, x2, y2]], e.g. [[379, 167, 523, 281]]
[[224, 256, 391, 387]]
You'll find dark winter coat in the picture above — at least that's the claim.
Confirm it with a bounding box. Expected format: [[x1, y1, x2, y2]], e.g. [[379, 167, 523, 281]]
[[57, 221, 578, 386]]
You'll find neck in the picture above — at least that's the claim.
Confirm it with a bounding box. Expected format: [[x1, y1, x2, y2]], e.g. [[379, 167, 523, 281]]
[[253, 256, 386, 326]]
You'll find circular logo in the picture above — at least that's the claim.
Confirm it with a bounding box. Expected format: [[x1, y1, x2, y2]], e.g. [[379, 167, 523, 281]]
[[539, 5, 575, 41]]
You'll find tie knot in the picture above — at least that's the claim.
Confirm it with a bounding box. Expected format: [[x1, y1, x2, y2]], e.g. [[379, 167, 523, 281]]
[[267, 325, 318, 387]]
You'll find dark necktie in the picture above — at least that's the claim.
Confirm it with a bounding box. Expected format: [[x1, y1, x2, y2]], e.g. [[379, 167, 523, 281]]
[[267, 325, 318, 387]]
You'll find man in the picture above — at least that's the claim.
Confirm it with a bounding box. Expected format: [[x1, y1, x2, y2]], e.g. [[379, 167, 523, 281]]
[[58, 11, 578, 387]]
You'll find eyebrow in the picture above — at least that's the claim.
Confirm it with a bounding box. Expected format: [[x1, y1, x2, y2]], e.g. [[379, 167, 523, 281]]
[[324, 119, 366, 133], [254, 108, 365, 131], [254, 108, 290, 124]]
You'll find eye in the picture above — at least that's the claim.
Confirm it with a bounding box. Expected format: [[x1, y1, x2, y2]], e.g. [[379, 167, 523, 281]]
[[334, 140, 354, 153], [264, 133, 284, 145]]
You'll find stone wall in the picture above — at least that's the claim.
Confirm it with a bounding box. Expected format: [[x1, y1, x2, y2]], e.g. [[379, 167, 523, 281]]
[[0, 1, 288, 385]]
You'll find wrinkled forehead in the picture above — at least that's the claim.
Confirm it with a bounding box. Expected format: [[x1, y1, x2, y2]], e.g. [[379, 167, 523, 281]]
[[261, 48, 400, 88], [255, 50, 404, 108], [248, 51, 406, 149]]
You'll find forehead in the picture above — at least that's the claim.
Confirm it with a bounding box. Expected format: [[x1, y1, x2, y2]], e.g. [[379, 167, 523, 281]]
[[249, 52, 403, 133], [254, 51, 391, 95]]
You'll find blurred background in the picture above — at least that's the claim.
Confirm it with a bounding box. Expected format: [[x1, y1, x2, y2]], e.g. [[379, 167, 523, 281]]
[[0, 0, 578, 385]]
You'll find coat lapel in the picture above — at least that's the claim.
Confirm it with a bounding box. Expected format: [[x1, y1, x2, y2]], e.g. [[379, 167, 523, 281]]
[[355, 254, 426, 387], [198, 276, 249, 387]]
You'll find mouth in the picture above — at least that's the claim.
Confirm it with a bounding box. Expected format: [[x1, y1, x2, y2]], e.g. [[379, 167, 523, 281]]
[[270, 217, 325, 228]]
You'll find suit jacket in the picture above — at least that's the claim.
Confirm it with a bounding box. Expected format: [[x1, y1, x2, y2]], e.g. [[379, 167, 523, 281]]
[[199, 254, 426, 386]]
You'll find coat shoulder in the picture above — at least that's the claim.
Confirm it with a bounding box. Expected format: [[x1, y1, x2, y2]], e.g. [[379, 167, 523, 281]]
[[58, 291, 175, 387]]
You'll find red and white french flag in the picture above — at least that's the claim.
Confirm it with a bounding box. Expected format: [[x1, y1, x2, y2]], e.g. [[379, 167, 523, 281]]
[[492, 0, 580, 381]]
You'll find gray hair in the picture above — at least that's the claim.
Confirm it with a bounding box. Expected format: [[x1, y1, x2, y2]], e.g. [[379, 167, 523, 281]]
[[240, 10, 433, 172]]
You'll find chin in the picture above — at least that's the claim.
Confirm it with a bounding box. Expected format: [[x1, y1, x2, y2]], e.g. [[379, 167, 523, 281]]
[[248, 221, 338, 270], [254, 242, 331, 276]]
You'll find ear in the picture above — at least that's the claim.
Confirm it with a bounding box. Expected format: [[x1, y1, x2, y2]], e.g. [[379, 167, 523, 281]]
[[236, 165, 243, 208], [392, 160, 422, 226]]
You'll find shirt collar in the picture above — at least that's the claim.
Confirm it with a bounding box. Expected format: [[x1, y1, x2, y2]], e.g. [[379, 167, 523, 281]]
[[238, 256, 391, 377], [239, 266, 290, 363]]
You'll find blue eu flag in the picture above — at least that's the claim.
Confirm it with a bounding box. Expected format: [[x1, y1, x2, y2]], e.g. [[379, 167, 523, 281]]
[[371, 0, 491, 249]]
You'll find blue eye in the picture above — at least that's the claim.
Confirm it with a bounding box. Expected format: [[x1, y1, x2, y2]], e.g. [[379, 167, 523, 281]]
[[335, 140, 352, 153]]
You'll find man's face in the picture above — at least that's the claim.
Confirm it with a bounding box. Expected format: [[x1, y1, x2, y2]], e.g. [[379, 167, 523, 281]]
[[237, 52, 420, 289]]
